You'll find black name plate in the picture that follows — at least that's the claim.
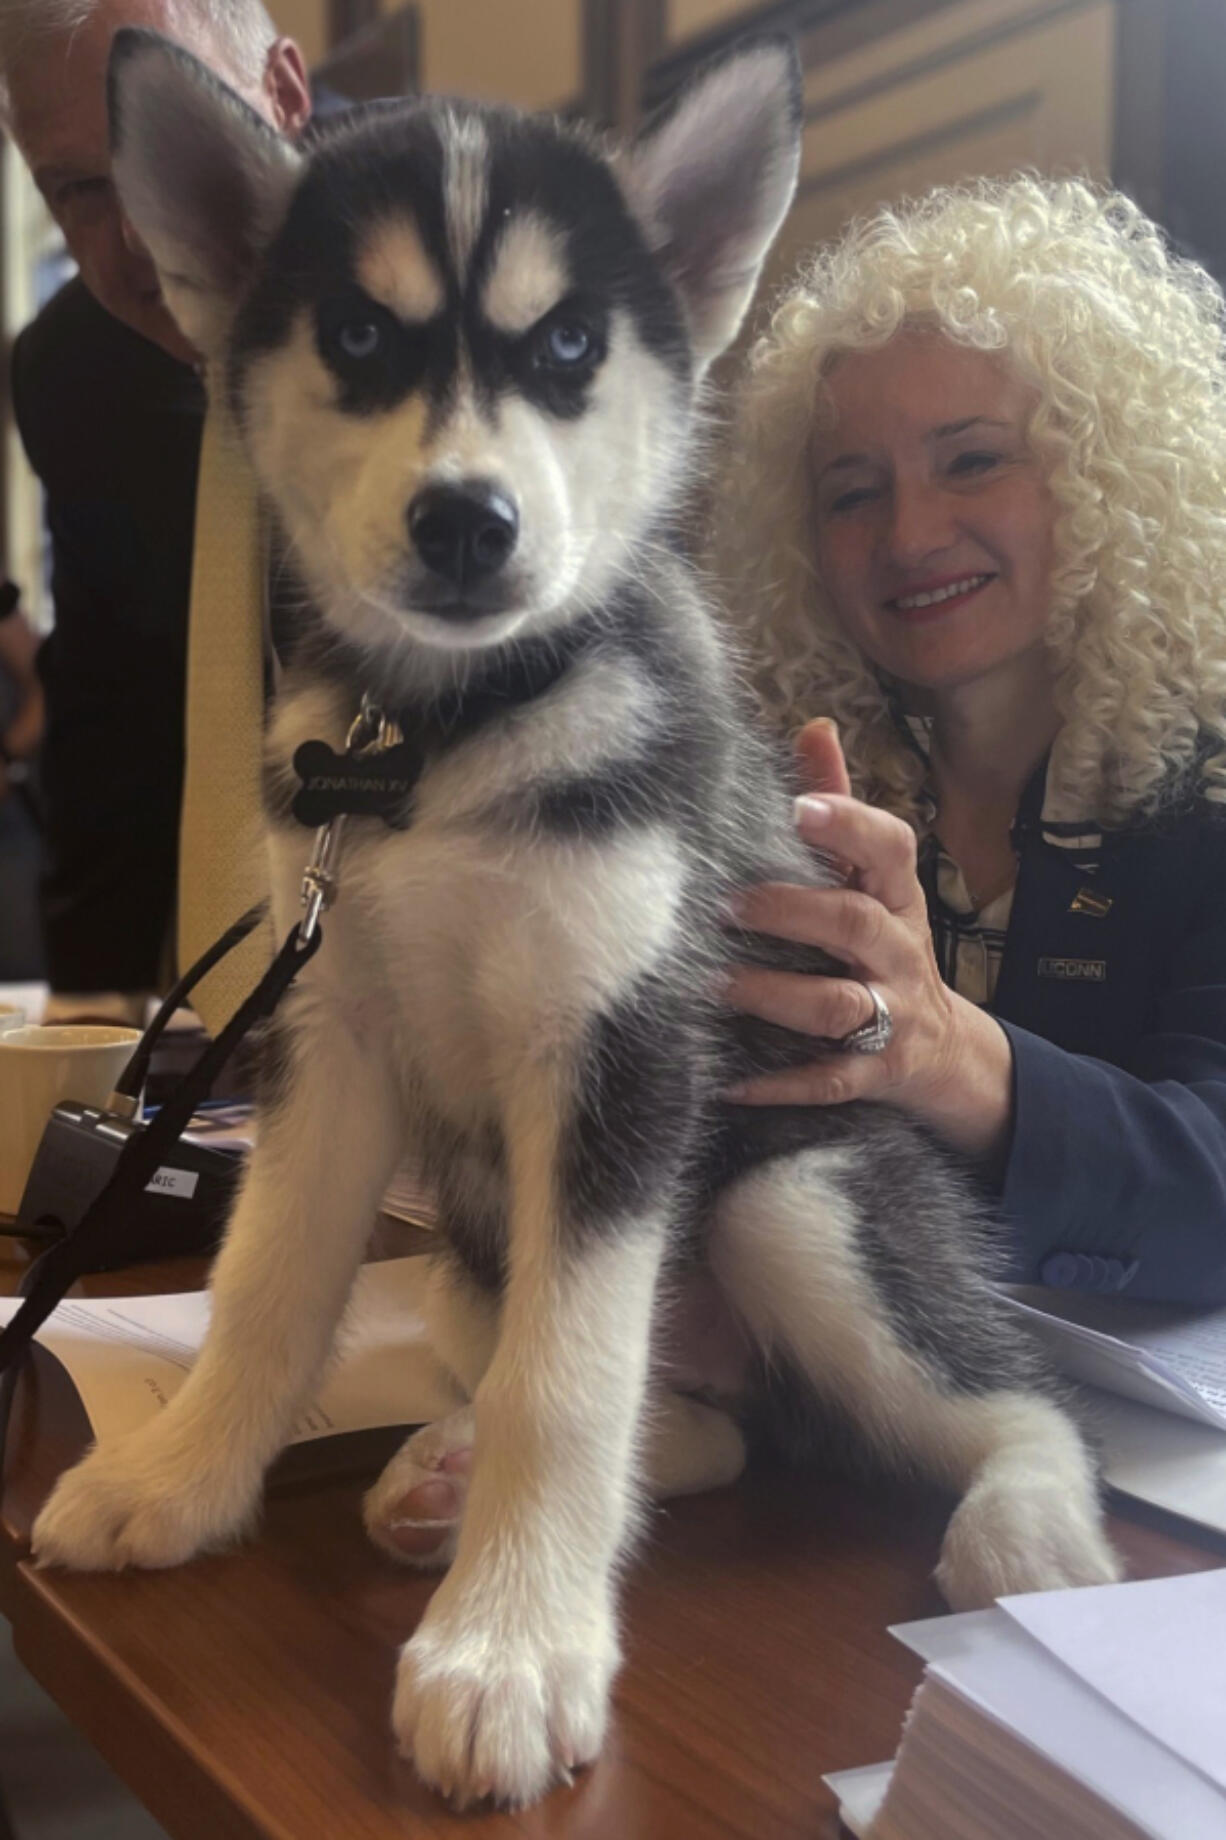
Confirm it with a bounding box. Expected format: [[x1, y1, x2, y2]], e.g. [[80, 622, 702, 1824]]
[[292, 738, 422, 826]]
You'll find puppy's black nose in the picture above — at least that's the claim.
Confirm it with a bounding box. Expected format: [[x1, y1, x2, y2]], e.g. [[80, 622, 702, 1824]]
[[408, 481, 519, 586]]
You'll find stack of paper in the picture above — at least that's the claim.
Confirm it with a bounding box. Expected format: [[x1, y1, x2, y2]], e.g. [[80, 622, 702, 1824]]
[[1000, 1289, 1226, 1537], [0, 1257, 461, 1444], [827, 1569, 1226, 1839], [1005, 1289, 1226, 1427], [380, 1163, 439, 1228], [184, 1104, 439, 1229]]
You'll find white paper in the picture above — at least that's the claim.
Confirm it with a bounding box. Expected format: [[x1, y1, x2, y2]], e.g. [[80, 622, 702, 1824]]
[[182, 1105, 439, 1229], [0, 1257, 462, 1443], [1089, 1388, 1226, 1537], [1001, 1570, 1226, 1795], [999, 1287, 1226, 1529], [180, 1103, 259, 1155], [380, 1164, 439, 1228], [1003, 1292, 1226, 1430], [892, 1602, 1225, 1839], [871, 1675, 1154, 1840], [0, 981, 46, 1024], [1127, 1315, 1226, 1415], [822, 1762, 892, 1837]]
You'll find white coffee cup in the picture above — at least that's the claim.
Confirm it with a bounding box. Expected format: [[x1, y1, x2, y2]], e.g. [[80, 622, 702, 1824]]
[[0, 1003, 26, 1034], [0, 1025, 141, 1217]]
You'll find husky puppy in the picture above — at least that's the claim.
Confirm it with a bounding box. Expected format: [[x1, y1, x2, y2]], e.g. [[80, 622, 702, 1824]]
[[32, 30, 1119, 1809]]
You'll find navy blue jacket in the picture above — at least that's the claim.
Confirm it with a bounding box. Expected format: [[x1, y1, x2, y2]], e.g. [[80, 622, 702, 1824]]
[[984, 776, 1226, 1305]]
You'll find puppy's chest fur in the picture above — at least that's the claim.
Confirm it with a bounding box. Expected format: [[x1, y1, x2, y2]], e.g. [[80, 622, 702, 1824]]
[[261, 587, 771, 1169]]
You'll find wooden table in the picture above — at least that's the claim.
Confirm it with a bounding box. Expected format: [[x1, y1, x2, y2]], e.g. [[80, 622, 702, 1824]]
[[1, 1235, 1221, 1840]]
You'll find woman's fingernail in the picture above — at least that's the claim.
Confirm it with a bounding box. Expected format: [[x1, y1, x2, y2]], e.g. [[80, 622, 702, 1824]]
[[795, 795, 832, 831]]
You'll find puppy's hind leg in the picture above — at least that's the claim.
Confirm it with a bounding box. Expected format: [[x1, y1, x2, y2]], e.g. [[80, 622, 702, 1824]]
[[364, 1409, 477, 1569], [708, 1149, 1121, 1609], [365, 1258, 498, 1569], [33, 987, 403, 1572], [366, 1254, 747, 1569], [644, 1391, 747, 1496], [930, 1391, 1120, 1610]]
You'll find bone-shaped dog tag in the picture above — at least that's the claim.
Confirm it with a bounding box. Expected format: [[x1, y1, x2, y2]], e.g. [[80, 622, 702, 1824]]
[[292, 738, 423, 827]]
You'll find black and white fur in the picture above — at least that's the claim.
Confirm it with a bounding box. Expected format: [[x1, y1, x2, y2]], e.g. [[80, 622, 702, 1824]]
[[32, 33, 1119, 1808]]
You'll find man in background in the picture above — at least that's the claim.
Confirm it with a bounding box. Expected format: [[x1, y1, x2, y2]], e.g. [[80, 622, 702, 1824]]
[[0, 575, 45, 977], [0, 0, 311, 1020]]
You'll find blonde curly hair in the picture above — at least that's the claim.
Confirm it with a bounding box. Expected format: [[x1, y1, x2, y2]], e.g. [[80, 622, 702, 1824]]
[[714, 174, 1226, 829]]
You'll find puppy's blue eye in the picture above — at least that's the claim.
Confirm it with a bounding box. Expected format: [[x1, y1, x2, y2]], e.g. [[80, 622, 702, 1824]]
[[337, 320, 381, 360], [544, 322, 592, 366]]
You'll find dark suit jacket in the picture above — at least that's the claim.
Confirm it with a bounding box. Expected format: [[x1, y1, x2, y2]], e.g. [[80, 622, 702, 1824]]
[[988, 769, 1226, 1304], [11, 278, 204, 991]]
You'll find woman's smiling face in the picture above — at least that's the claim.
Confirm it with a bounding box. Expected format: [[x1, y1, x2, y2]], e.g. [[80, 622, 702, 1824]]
[[810, 330, 1057, 693]]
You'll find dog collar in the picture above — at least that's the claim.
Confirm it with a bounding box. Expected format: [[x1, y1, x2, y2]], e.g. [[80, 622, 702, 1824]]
[[290, 632, 579, 831]]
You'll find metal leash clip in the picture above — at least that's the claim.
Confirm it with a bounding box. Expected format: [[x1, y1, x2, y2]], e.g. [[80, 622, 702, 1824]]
[[297, 695, 404, 946], [298, 820, 344, 946]]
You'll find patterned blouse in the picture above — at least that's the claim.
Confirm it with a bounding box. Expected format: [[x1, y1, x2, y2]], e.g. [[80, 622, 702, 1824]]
[[902, 715, 1103, 1008]]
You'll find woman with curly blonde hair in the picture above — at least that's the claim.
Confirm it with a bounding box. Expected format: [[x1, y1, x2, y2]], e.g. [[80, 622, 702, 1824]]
[[717, 175, 1226, 1303]]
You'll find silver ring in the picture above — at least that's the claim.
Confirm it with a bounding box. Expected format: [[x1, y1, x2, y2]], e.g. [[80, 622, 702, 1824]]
[[835, 982, 894, 1054]]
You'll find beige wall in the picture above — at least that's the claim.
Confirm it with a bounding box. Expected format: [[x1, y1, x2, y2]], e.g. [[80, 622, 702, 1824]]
[[665, 0, 747, 46], [769, 0, 1116, 293], [2, 146, 61, 626], [268, 0, 328, 69], [272, 0, 582, 110], [413, 0, 581, 108]]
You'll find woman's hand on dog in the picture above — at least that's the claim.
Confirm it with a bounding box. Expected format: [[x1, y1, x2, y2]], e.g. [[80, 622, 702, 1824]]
[[724, 720, 1014, 1163]]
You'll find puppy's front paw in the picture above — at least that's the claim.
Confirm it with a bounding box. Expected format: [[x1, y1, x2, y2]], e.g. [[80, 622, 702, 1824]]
[[32, 1434, 257, 1572], [393, 1583, 619, 1808]]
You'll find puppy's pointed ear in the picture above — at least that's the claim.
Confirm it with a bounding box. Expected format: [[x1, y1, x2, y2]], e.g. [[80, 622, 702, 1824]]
[[108, 27, 302, 358], [622, 38, 802, 371]]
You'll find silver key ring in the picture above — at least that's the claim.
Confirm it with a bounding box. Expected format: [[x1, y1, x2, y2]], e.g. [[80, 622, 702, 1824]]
[[835, 982, 894, 1054]]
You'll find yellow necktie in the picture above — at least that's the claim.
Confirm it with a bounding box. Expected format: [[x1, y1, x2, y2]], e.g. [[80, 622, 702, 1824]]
[[177, 390, 276, 1037]]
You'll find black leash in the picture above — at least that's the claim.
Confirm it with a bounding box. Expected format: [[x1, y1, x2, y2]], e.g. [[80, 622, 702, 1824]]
[[0, 687, 422, 1398], [0, 918, 320, 1379]]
